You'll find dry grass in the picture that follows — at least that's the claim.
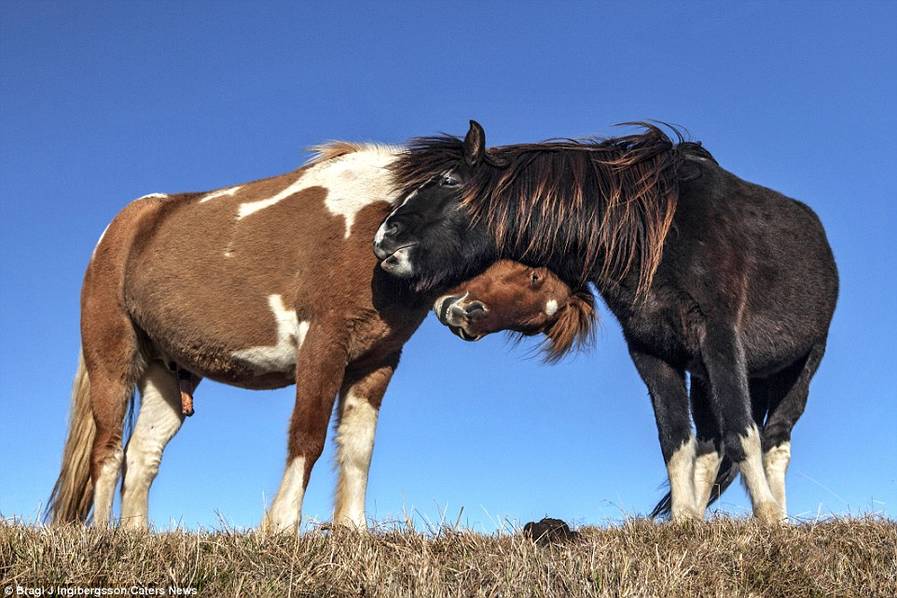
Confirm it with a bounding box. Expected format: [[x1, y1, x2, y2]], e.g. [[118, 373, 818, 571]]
[[1, 517, 895, 597]]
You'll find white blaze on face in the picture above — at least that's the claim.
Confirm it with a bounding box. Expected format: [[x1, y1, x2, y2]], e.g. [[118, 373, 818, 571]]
[[374, 184, 426, 245], [545, 299, 559, 317], [232, 294, 309, 374], [238, 146, 399, 238], [200, 185, 243, 203]]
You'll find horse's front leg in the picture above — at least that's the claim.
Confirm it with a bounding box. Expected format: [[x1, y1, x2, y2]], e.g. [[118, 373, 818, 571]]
[[629, 346, 699, 522], [262, 322, 348, 534], [332, 351, 400, 528]]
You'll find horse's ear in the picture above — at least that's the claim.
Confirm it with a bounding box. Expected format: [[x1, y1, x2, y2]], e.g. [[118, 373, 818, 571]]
[[463, 120, 486, 167]]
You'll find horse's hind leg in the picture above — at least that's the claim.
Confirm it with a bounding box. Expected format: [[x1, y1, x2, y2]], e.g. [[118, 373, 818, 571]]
[[761, 342, 826, 516], [120, 361, 185, 530], [82, 304, 144, 528], [691, 375, 773, 516], [333, 353, 399, 528]]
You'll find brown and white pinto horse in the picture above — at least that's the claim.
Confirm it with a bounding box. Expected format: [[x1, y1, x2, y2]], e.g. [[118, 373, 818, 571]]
[[47, 143, 586, 533]]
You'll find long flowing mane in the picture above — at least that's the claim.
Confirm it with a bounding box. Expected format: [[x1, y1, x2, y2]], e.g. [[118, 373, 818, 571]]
[[392, 124, 712, 298]]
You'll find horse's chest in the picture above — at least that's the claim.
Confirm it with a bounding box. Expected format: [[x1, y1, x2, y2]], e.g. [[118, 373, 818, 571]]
[[345, 308, 427, 364]]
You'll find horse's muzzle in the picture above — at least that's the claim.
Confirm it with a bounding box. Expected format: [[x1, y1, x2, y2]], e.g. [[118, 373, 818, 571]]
[[433, 293, 487, 341]]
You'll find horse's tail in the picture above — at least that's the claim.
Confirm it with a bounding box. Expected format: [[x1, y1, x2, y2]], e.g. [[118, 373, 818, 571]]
[[46, 350, 96, 524], [648, 455, 742, 519]]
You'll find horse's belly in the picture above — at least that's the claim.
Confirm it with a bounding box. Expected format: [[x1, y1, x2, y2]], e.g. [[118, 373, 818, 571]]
[[130, 282, 308, 390]]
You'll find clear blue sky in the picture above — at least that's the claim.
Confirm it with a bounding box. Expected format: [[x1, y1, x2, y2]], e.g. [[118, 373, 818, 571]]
[[1, 2, 895, 531]]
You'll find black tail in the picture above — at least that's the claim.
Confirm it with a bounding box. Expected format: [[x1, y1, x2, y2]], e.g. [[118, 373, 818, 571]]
[[648, 456, 739, 519]]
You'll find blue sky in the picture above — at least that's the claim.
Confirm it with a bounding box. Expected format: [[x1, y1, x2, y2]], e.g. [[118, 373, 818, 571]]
[[1, 2, 895, 530]]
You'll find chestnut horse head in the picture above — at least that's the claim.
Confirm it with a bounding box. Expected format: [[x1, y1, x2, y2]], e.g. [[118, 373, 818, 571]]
[[434, 260, 596, 361]]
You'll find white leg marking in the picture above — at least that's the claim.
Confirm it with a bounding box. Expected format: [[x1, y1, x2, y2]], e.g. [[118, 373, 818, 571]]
[[232, 295, 309, 375], [544, 299, 559, 317], [693, 450, 723, 514], [92, 449, 123, 528], [199, 185, 243, 203], [263, 456, 306, 533], [738, 425, 784, 522], [667, 437, 699, 521], [120, 363, 184, 530], [333, 390, 379, 528], [238, 147, 398, 238], [763, 441, 791, 515]]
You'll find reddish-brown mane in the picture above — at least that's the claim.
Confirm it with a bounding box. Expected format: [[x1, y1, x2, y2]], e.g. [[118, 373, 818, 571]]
[[542, 288, 596, 361]]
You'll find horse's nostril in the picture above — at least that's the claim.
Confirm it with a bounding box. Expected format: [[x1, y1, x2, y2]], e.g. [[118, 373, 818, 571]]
[[436, 294, 463, 323], [465, 301, 487, 319]]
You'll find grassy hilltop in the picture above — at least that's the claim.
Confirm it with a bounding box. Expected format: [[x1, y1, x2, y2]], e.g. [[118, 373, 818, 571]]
[[1, 517, 895, 597]]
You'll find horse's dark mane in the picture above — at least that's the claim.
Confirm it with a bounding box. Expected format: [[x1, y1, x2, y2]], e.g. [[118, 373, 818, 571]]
[[392, 124, 710, 297]]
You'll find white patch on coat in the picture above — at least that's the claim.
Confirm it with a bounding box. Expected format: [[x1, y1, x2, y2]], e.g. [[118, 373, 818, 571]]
[[545, 299, 559, 317], [692, 449, 723, 514], [232, 295, 309, 374], [263, 456, 306, 533], [666, 436, 698, 521], [763, 441, 791, 514], [91, 448, 123, 529], [120, 363, 185, 530], [333, 390, 379, 527], [238, 146, 399, 238], [200, 185, 243, 203], [738, 425, 784, 522], [136, 193, 168, 200]]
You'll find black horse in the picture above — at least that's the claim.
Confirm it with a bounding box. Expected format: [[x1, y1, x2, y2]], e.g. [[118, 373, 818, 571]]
[[373, 121, 838, 522]]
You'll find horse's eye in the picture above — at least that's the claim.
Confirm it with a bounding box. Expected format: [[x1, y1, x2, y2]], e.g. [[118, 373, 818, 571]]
[[440, 174, 460, 187], [530, 271, 542, 287]]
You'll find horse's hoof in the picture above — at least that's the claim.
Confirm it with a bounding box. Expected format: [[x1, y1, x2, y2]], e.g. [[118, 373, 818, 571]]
[[754, 501, 785, 524], [670, 506, 703, 524]]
